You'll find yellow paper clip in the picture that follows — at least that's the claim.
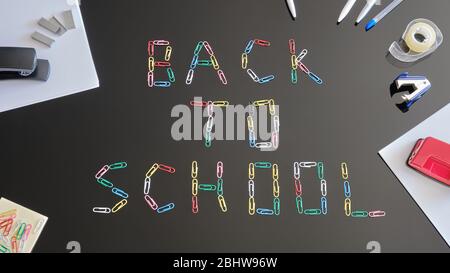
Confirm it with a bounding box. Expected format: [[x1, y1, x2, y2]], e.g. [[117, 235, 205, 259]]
[[249, 197, 255, 215], [344, 198, 351, 216], [210, 55, 220, 70], [247, 116, 254, 130], [241, 53, 248, 69], [273, 180, 280, 198], [148, 57, 155, 72], [218, 195, 227, 212], [192, 178, 198, 196], [112, 199, 127, 213], [341, 162, 349, 180], [269, 99, 276, 116], [191, 161, 198, 179], [272, 164, 279, 180], [146, 163, 159, 178], [165, 46, 172, 61], [248, 163, 255, 179], [253, 99, 271, 106], [213, 101, 229, 107], [0, 209, 16, 218], [291, 55, 298, 70]]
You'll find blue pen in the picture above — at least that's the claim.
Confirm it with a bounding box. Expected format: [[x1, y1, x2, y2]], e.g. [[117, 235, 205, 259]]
[[365, 0, 404, 31]]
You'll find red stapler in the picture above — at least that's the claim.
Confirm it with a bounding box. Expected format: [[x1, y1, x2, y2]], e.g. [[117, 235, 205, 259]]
[[408, 137, 450, 186]]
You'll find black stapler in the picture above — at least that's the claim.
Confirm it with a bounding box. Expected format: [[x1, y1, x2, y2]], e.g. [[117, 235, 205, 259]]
[[0, 47, 50, 81]]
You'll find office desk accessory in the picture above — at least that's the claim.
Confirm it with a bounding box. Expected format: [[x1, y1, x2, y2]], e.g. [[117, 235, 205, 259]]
[[338, 0, 377, 24], [0, 47, 50, 81], [286, 0, 297, 19], [394, 72, 431, 109], [389, 19, 443, 63], [366, 0, 404, 31], [408, 137, 450, 186], [379, 103, 450, 246]]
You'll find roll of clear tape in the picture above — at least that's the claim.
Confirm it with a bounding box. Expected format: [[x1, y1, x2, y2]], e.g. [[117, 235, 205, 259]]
[[389, 18, 443, 63], [404, 22, 436, 53]]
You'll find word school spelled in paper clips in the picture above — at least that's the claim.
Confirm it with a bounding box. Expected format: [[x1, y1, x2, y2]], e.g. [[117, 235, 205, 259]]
[[147, 39, 323, 87], [91, 161, 385, 218]]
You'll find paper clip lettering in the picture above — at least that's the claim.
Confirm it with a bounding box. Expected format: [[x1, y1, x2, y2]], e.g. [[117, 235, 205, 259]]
[[248, 180, 255, 197], [148, 41, 154, 56], [345, 198, 351, 216], [157, 203, 175, 214], [144, 195, 158, 211], [351, 211, 369, 218], [272, 132, 279, 149], [203, 41, 214, 56], [320, 179, 327, 196], [148, 57, 155, 72], [153, 40, 169, 46], [213, 101, 229, 107], [194, 41, 203, 55], [341, 162, 349, 179], [369, 211, 386, 218], [92, 207, 111, 214], [198, 184, 216, 191], [111, 199, 127, 213], [255, 162, 272, 169], [216, 161, 224, 178], [97, 178, 113, 188], [344, 181, 351, 198], [144, 177, 151, 194], [190, 54, 198, 69], [255, 142, 272, 149], [191, 161, 198, 178], [210, 55, 219, 70], [146, 163, 159, 178], [155, 61, 170, 67], [248, 197, 255, 215], [192, 179, 198, 196], [112, 188, 128, 199], [186, 69, 194, 85], [95, 165, 109, 179], [165, 46, 172, 61], [248, 163, 255, 179], [153, 81, 171, 88], [296, 196, 303, 214], [147, 71, 154, 87], [317, 162, 324, 180], [241, 53, 248, 69], [190, 100, 207, 107], [217, 178, 224, 195], [245, 40, 255, 54], [192, 196, 199, 214], [258, 75, 275, 84], [218, 196, 227, 212], [273, 180, 280, 198], [167, 68, 175, 82], [272, 164, 279, 180], [254, 39, 270, 46], [289, 39, 296, 55], [158, 163, 176, 174], [293, 162, 301, 179], [197, 59, 212, 66], [299, 162, 317, 168], [218, 69, 227, 85], [296, 49, 308, 63], [291, 69, 298, 84], [294, 179, 302, 196], [308, 72, 323, 85], [247, 69, 259, 82], [273, 198, 280, 216], [291, 55, 298, 70], [269, 99, 276, 116], [321, 197, 328, 215], [304, 209, 322, 216], [256, 208, 274, 216]]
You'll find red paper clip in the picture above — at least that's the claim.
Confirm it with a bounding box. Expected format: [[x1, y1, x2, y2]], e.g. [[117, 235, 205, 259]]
[[217, 161, 223, 178], [153, 40, 169, 46], [203, 41, 214, 56], [0, 218, 13, 229], [254, 39, 270, 46], [148, 41, 154, 56], [192, 196, 198, 214], [289, 39, 296, 55], [190, 100, 207, 107], [158, 163, 176, 174], [294, 179, 302, 196], [155, 61, 171, 67], [11, 236, 18, 253], [144, 195, 158, 211]]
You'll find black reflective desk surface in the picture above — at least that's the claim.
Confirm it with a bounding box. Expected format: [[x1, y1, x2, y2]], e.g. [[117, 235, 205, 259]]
[[1, 0, 450, 252]]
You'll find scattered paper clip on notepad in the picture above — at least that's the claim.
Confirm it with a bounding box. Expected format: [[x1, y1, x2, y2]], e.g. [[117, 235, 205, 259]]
[[408, 137, 450, 186]]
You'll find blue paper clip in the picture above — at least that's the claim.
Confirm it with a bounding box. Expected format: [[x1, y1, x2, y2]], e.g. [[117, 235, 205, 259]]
[[154, 81, 171, 88], [244, 40, 255, 54], [256, 208, 274, 216], [308, 72, 323, 85], [157, 203, 175, 213], [112, 188, 128, 199], [249, 132, 256, 148], [344, 181, 351, 198], [321, 197, 327, 215], [190, 54, 199, 69], [258, 75, 275, 84], [395, 72, 431, 109]]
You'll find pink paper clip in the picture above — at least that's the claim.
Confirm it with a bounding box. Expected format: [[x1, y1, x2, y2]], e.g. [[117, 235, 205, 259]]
[[144, 195, 158, 211], [153, 40, 169, 46], [148, 41, 154, 56], [217, 161, 224, 178], [289, 39, 296, 55], [192, 196, 198, 214], [298, 62, 310, 74], [217, 69, 227, 85], [190, 100, 207, 107], [23, 224, 32, 241], [2, 221, 13, 236], [158, 163, 176, 174], [254, 39, 270, 46], [369, 211, 386, 218], [207, 101, 214, 116], [271, 132, 279, 149], [95, 165, 109, 179], [147, 71, 154, 87], [203, 41, 214, 56], [294, 179, 302, 196], [155, 61, 171, 67]]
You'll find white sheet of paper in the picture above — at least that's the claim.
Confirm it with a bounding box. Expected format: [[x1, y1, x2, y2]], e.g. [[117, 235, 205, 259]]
[[379, 103, 450, 246], [0, 198, 48, 253], [0, 0, 98, 113]]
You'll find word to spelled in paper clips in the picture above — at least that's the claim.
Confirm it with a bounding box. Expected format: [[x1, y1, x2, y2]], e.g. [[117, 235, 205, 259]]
[[146, 38, 323, 87], [91, 161, 385, 218]]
